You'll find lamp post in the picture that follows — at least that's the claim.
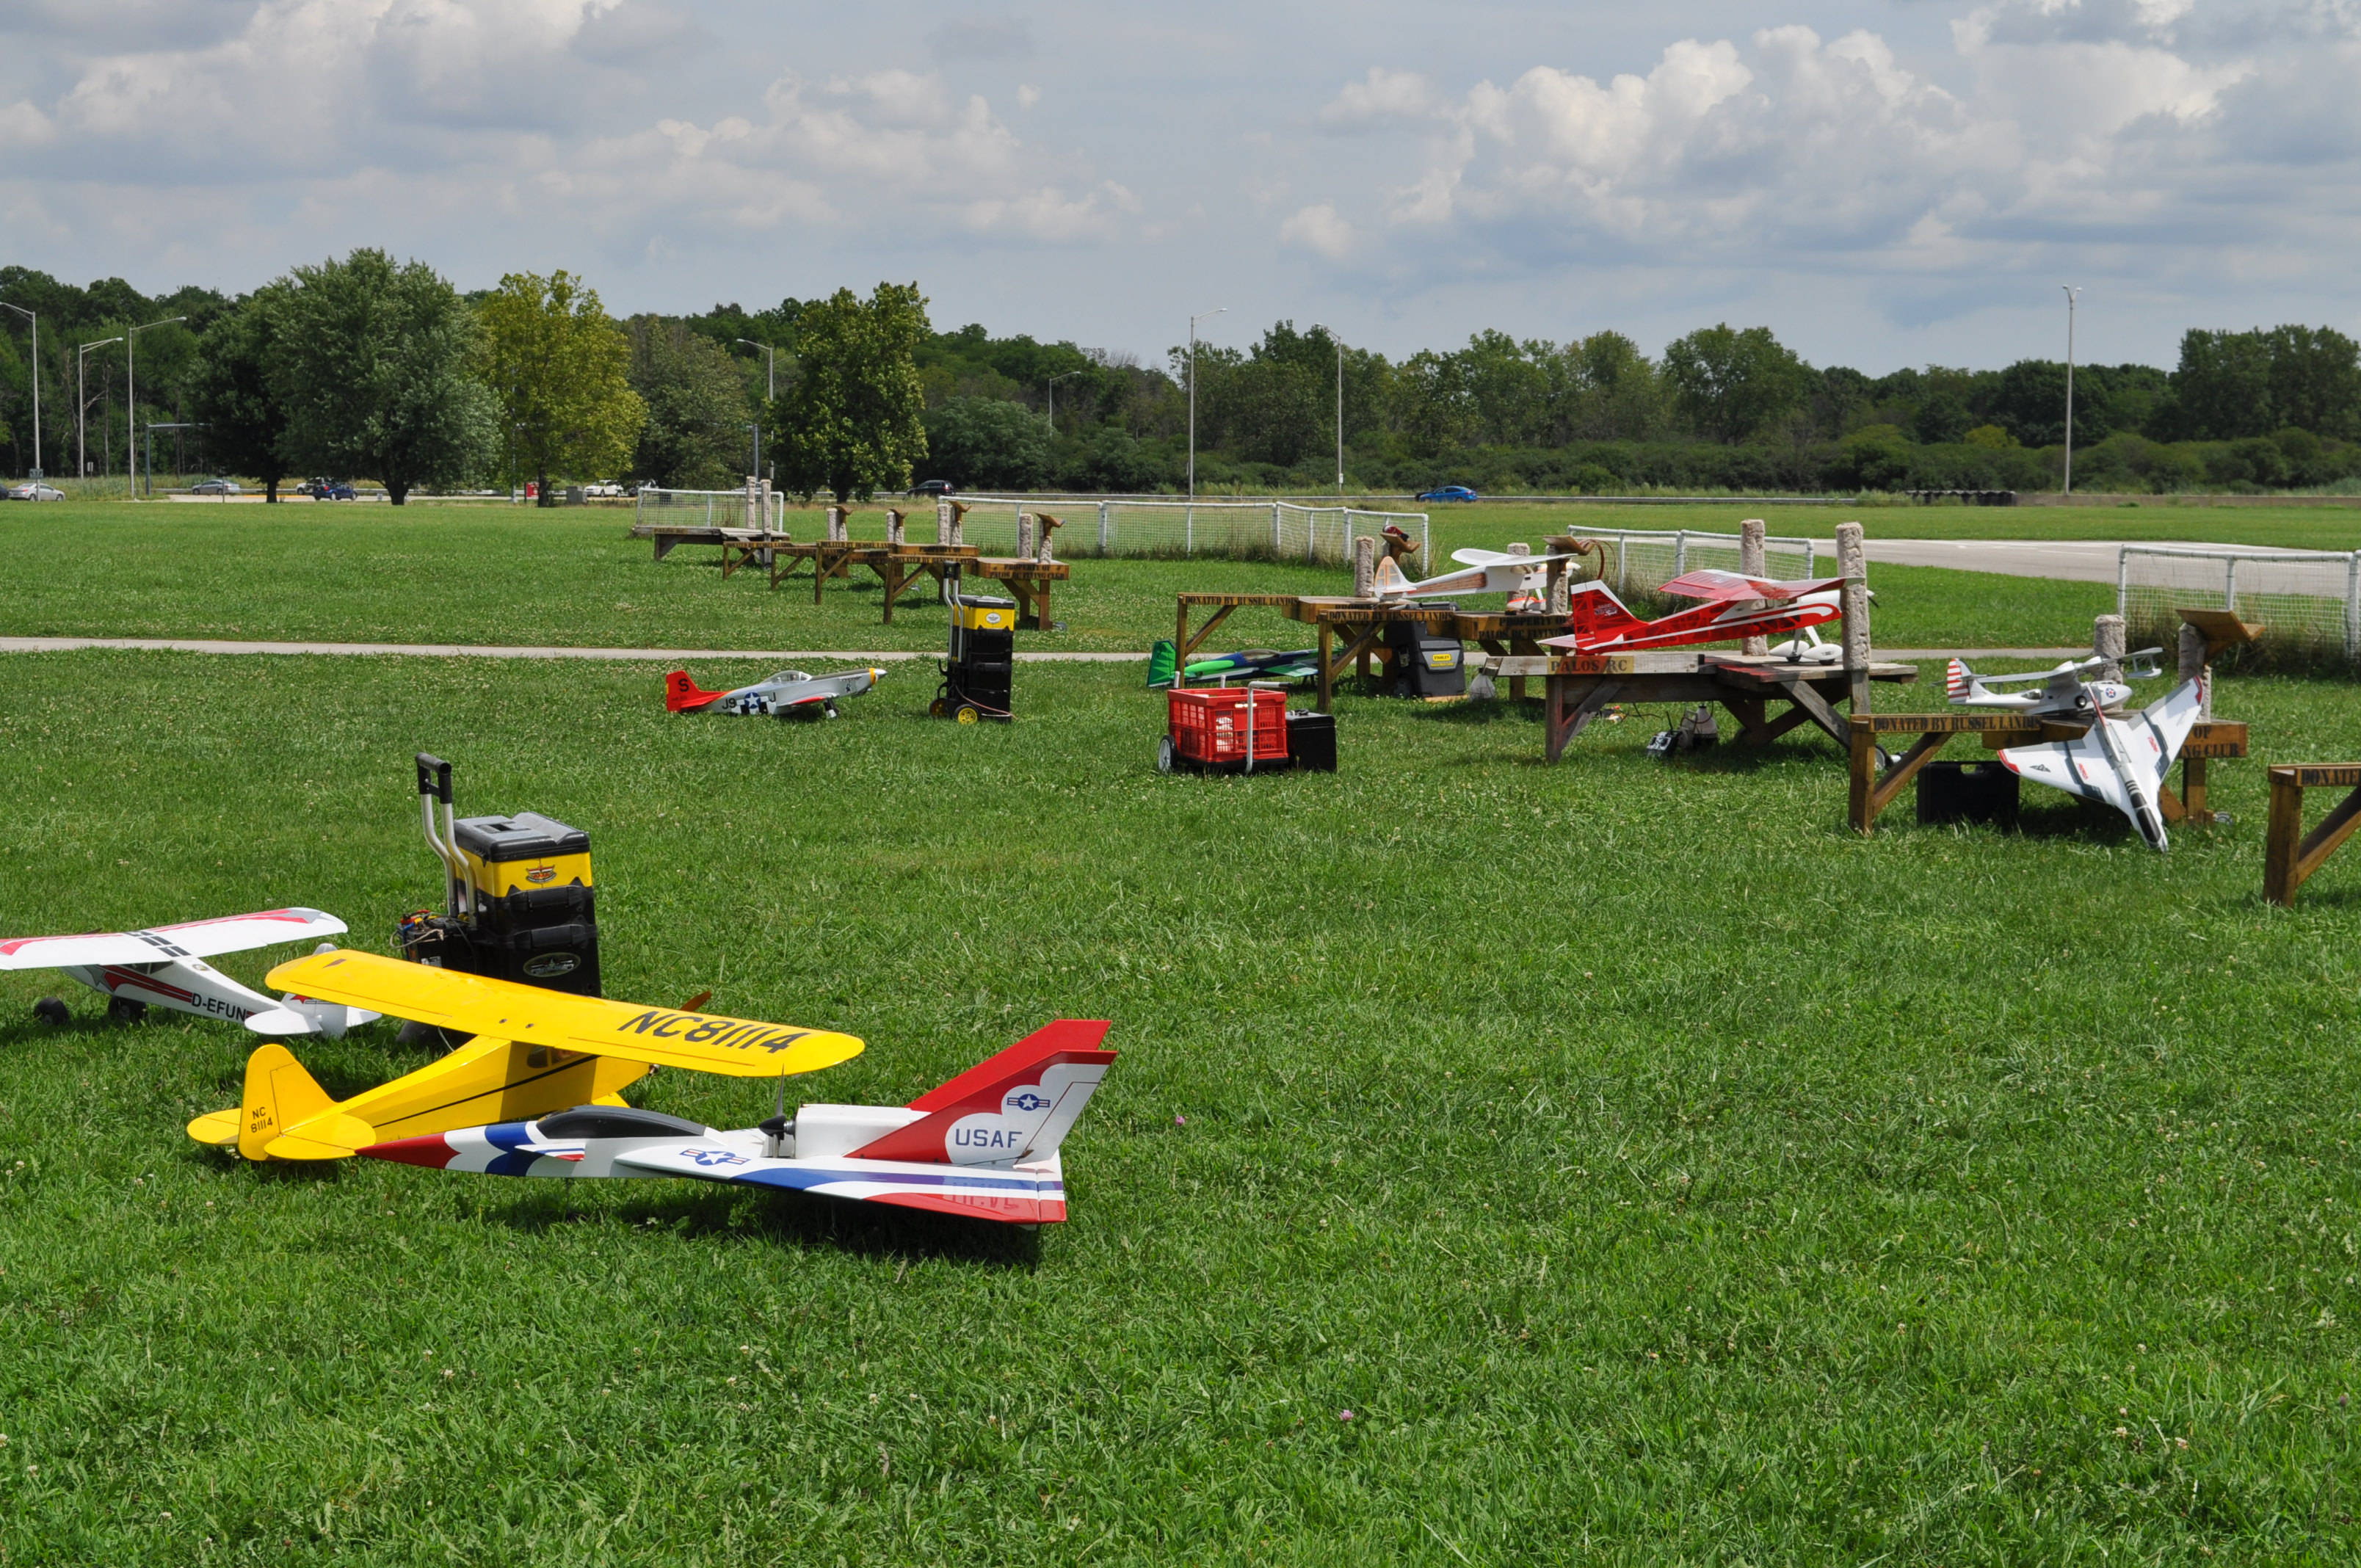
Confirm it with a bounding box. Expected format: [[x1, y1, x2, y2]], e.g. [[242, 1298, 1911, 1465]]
[[78, 335, 123, 483], [1187, 307, 1225, 500], [126, 316, 186, 496], [1047, 370, 1080, 433], [0, 303, 37, 479], [2061, 286, 2081, 496], [1335, 340, 1345, 494], [734, 338, 777, 402]]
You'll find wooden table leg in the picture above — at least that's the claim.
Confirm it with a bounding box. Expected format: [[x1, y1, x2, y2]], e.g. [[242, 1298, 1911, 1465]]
[[1851, 730, 1952, 834], [1316, 621, 1334, 711], [1544, 678, 1620, 763], [1510, 636, 1539, 703], [2184, 755, 2208, 820], [1722, 695, 1771, 745]]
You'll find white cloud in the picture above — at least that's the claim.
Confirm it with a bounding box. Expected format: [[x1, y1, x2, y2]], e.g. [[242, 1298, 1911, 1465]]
[[1319, 67, 1441, 128], [1279, 202, 1355, 258]]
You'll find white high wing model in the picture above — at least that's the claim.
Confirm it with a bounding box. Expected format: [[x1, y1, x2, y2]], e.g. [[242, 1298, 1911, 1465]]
[[1997, 678, 2205, 852], [0, 907, 380, 1034], [1372, 550, 1566, 601]]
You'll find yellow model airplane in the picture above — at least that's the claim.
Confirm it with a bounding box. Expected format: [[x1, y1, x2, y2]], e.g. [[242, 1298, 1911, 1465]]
[[186, 950, 863, 1162]]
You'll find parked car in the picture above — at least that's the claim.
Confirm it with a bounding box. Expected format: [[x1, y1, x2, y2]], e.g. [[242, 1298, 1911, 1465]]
[[314, 480, 358, 501], [1415, 484, 1479, 503], [5, 482, 65, 501], [582, 482, 625, 498], [909, 479, 957, 498], [191, 477, 242, 496]]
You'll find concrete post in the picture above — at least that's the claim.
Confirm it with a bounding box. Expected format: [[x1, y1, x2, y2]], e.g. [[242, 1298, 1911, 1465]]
[[1837, 521, 1871, 714], [1545, 535, 1578, 614], [1015, 512, 1034, 559], [1353, 534, 1376, 598], [935, 497, 951, 545], [885, 507, 906, 547], [2178, 620, 2211, 717], [827, 504, 849, 543], [745, 475, 758, 528], [949, 501, 965, 548], [1037, 512, 1060, 565], [2093, 613, 2126, 685], [1740, 518, 1769, 656]]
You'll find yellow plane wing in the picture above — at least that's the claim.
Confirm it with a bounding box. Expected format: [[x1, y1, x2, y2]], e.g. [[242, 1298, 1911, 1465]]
[[265, 950, 863, 1079]]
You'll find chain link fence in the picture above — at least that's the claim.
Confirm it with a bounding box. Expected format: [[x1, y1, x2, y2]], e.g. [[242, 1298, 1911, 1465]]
[[2119, 545, 2361, 669]]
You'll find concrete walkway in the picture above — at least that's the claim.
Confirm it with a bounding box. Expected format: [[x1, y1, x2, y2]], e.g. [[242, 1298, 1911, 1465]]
[[1808, 537, 2340, 582], [0, 635, 2081, 661]]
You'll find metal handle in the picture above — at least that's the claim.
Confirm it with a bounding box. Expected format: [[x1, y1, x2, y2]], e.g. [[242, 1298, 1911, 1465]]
[[415, 752, 451, 803]]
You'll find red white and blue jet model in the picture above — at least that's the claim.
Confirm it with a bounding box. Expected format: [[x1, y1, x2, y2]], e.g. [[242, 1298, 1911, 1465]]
[[360, 1020, 1115, 1224]]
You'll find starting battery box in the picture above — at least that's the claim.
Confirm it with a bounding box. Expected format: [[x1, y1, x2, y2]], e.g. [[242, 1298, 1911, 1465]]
[[937, 589, 1018, 722], [400, 755, 603, 996], [1383, 612, 1466, 699]]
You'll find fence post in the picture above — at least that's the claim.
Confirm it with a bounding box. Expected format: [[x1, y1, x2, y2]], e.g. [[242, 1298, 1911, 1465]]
[[2347, 551, 2360, 663], [1353, 535, 1376, 598], [1421, 515, 1429, 567], [1186, 506, 1194, 556], [1838, 522, 1871, 715], [1674, 530, 1688, 576], [1272, 502, 1282, 556], [2117, 545, 2131, 617], [1098, 501, 1111, 557], [1740, 518, 1768, 656], [2093, 613, 2126, 683], [2225, 556, 2238, 616]]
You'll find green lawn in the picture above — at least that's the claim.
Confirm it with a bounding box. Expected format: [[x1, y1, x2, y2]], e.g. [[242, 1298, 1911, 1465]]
[[0, 643, 2357, 1563], [0, 503, 2113, 654]]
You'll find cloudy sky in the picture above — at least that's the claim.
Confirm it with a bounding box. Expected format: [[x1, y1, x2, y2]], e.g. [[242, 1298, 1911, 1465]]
[[4, 0, 2357, 371]]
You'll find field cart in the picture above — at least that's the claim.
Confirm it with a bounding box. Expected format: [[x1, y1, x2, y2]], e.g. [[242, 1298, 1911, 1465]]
[[1156, 683, 1336, 774]]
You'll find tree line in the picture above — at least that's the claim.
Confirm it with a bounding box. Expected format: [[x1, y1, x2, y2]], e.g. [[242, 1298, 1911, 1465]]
[[7, 254, 2358, 498]]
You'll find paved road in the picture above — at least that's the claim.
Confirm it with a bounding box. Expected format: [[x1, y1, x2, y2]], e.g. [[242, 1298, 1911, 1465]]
[[1809, 537, 2337, 582]]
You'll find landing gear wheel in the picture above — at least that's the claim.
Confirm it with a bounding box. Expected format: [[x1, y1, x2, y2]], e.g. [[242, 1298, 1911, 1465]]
[[823, 701, 840, 719], [32, 997, 68, 1027], [929, 698, 947, 718], [955, 705, 982, 724], [106, 996, 148, 1026], [1156, 736, 1176, 774]]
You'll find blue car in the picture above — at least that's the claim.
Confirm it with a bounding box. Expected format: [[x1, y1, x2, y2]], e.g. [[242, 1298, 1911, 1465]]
[[1416, 484, 1479, 503]]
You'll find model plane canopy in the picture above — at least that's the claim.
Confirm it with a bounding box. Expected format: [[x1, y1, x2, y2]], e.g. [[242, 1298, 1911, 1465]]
[[0, 907, 349, 970], [264, 949, 863, 1078]]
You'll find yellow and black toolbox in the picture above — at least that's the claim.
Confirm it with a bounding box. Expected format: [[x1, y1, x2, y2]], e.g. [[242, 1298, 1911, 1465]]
[[398, 754, 603, 997]]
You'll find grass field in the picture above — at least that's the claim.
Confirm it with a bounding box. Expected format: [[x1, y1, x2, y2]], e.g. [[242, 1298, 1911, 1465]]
[[0, 503, 2119, 654], [1, 510, 2358, 1563]]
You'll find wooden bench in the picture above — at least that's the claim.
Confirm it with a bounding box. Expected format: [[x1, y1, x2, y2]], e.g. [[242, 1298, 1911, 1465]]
[[2265, 765, 2361, 907]]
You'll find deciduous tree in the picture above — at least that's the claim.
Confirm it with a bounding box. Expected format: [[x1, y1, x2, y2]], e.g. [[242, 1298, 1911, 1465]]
[[1661, 324, 1811, 443], [626, 316, 752, 490], [271, 250, 496, 505], [774, 283, 930, 504], [189, 285, 294, 501], [477, 271, 645, 506]]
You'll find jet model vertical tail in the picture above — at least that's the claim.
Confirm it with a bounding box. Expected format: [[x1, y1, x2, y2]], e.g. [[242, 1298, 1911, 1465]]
[[848, 1020, 1116, 1166]]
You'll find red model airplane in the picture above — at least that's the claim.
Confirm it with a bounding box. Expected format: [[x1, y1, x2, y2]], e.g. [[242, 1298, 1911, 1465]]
[[1537, 568, 1848, 653]]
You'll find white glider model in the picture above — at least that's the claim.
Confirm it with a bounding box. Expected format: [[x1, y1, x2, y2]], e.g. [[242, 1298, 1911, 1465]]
[[1947, 648, 2162, 720], [0, 907, 380, 1034], [1997, 678, 2205, 852], [360, 1019, 1116, 1224], [664, 667, 885, 718]]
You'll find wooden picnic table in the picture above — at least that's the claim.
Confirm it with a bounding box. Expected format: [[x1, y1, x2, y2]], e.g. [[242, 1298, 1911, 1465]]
[[1844, 709, 2249, 834], [1512, 649, 1920, 763]]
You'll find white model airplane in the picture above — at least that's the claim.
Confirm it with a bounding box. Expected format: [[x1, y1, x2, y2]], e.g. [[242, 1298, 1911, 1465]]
[[0, 907, 380, 1034], [1947, 648, 2162, 719], [664, 666, 885, 718], [1374, 549, 1564, 602], [358, 1019, 1116, 1224], [1998, 678, 2205, 852]]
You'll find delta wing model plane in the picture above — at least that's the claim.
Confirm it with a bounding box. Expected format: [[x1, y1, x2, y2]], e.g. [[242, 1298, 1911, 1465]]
[[362, 1020, 1117, 1225], [1997, 678, 2206, 852], [664, 667, 885, 719], [1538, 569, 1849, 654], [0, 907, 379, 1035], [1946, 648, 2163, 720], [186, 949, 863, 1162]]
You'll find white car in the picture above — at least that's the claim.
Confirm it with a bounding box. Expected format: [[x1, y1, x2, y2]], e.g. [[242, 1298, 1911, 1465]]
[[6, 482, 64, 501], [190, 477, 242, 496]]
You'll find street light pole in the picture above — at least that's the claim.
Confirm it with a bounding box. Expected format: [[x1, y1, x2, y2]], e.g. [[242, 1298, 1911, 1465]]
[[1047, 370, 1080, 433], [78, 336, 123, 484], [1335, 340, 1345, 494], [735, 341, 775, 484], [2061, 286, 2081, 496], [126, 316, 186, 496], [0, 303, 37, 479], [1187, 307, 1225, 500]]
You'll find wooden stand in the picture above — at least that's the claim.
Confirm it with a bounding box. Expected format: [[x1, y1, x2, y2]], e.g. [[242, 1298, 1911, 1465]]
[[971, 558, 1070, 631], [2264, 765, 2361, 907], [1846, 712, 2249, 835], [631, 523, 790, 571], [1539, 651, 1918, 764]]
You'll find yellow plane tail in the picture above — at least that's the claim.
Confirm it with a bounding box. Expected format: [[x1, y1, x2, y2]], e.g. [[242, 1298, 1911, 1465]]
[[233, 1043, 374, 1161]]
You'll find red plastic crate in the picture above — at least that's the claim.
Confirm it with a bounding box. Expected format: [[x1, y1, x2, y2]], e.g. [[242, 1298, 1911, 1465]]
[[1168, 687, 1289, 765]]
